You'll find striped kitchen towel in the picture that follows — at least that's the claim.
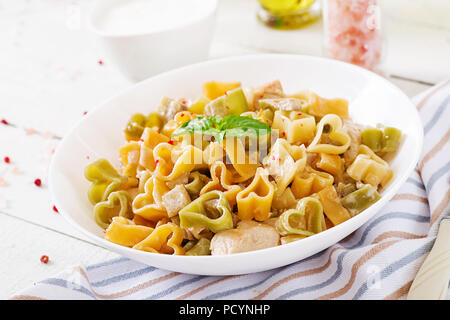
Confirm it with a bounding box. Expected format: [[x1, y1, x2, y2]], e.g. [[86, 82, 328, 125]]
[[11, 80, 450, 300]]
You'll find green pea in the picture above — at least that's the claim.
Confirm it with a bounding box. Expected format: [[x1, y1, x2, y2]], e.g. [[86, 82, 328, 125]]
[[124, 113, 147, 140], [146, 113, 164, 130]]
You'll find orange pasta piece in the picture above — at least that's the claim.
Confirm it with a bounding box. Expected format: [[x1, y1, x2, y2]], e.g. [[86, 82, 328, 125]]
[[317, 186, 351, 226]]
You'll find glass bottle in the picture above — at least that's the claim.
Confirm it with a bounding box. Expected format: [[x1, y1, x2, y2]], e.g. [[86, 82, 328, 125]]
[[257, 0, 321, 30]]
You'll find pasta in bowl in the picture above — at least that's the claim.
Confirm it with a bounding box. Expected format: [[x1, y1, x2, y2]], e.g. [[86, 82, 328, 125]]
[[85, 80, 402, 256], [49, 54, 422, 275]]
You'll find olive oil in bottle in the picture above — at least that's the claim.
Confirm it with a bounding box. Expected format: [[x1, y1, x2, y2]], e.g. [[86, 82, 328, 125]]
[[257, 0, 321, 29]]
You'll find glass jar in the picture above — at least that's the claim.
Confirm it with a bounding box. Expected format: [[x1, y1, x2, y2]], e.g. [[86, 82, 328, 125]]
[[323, 0, 383, 72], [257, 0, 321, 30]]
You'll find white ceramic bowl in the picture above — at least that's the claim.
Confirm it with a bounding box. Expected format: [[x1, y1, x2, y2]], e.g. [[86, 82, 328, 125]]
[[88, 0, 217, 81], [49, 54, 423, 275]]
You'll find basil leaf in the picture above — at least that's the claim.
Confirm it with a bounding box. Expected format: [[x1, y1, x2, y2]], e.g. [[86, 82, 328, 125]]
[[172, 115, 270, 142]]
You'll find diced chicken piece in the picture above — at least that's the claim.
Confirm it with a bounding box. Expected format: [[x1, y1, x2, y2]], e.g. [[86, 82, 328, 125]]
[[262, 217, 278, 228], [343, 119, 362, 166], [157, 97, 187, 122], [259, 98, 303, 111], [210, 220, 279, 255], [250, 80, 285, 111], [204, 102, 229, 117], [161, 185, 191, 218]]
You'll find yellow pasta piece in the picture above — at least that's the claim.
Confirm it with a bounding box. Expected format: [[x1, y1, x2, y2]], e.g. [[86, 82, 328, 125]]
[[137, 170, 152, 194], [202, 141, 225, 165], [133, 222, 185, 255], [119, 141, 140, 177], [105, 217, 154, 247], [132, 177, 169, 222], [200, 161, 242, 207], [272, 187, 297, 212], [290, 90, 349, 119], [271, 110, 316, 145], [223, 137, 259, 183], [314, 153, 344, 177], [139, 127, 170, 172], [133, 214, 157, 228], [153, 143, 206, 181], [347, 145, 393, 188], [263, 139, 307, 196], [202, 81, 241, 100], [160, 111, 195, 137], [307, 114, 351, 154], [317, 186, 351, 226], [236, 167, 275, 221], [188, 96, 210, 114], [291, 166, 334, 199]]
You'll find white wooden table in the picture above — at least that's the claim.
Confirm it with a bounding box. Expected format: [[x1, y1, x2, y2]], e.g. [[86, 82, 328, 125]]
[[0, 0, 448, 299]]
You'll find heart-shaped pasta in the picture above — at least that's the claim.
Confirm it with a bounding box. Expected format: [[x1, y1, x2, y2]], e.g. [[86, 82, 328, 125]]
[[94, 190, 133, 229], [133, 222, 185, 255], [153, 143, 206, 181], [200, 161, 242, 206], [139, 127, 170, 172], [275, 197, 325, 237], [105, 216, 154, 247], [307, 114, 351, 154], [185, 171, 211, 200], [236, 167, 275, 221], [179, 190, 233, 233], [84, 159, 127, 205], [347, 145, 393, 188], [291, 166, 334, 199], [223, 137, 259, 183], [132, 177, 169, 222], [263, 139, 307, 196], [119, 141, 140, 177]]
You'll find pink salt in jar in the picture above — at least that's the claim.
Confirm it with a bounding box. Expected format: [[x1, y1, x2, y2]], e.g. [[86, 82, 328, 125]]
[[323, 0, 383, 72]]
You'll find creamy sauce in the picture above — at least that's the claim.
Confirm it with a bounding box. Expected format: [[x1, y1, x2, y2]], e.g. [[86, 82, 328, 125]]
[[96, 0, 213, 35]]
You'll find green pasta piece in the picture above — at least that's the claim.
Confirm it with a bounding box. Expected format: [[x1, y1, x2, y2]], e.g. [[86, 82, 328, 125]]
[[183, 240, 197, 252], [84, 159, 126, 205], [179, 190, 233, 233], [204, 87, 248, 116], [93, 191, 133, 229], [185, 172, 208, 200], [382, 127, 402, 152], [341, 184, 381, 216], [361, 126, 402, 153], [361, 128, 384, 152], [185, 238, 211, 256], [275, 197, 324, 237]]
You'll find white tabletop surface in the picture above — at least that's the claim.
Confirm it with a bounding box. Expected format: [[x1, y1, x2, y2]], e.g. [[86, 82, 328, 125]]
[[0, 0, 448, 299]]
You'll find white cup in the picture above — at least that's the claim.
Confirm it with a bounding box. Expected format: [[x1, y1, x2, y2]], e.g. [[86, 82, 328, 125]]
[[88, 0, 218, 81]]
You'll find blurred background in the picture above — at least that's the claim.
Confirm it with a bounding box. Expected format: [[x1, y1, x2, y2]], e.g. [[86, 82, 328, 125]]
[[0, 0, 449, 137]]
